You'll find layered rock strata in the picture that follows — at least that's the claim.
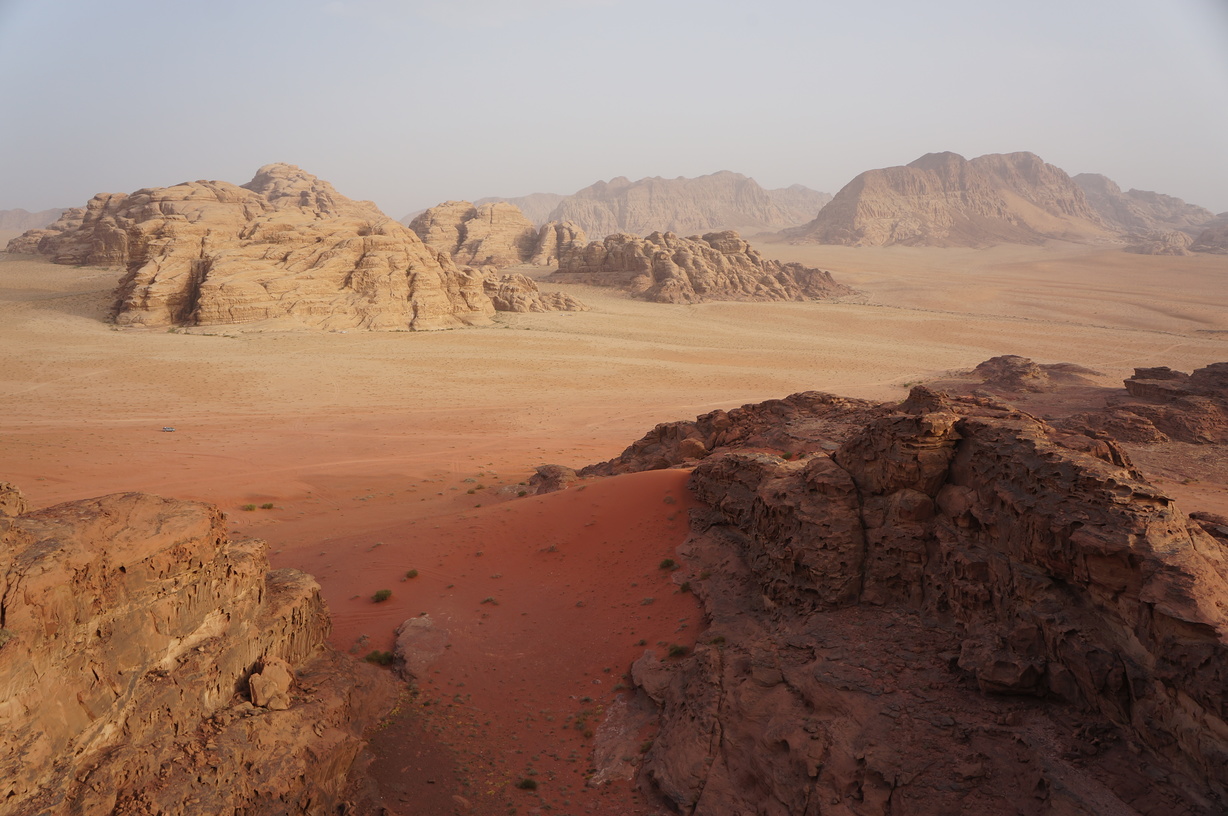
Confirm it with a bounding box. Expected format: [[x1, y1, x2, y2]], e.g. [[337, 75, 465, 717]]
[[781, 151, 1110, 247], [0, 486, 393, 814], [550, 230, 854, 304], [572, 388, 1228, 814], [7, 164, 560, 330]]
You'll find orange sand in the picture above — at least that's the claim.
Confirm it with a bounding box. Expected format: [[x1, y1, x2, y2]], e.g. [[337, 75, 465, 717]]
[[3, 242, 1228, 813]]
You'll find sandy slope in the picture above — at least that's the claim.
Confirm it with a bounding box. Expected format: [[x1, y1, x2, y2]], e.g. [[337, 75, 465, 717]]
[[2, 242, 1227, 814]]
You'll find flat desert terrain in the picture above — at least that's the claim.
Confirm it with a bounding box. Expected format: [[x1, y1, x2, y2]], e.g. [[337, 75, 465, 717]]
[[3, 236, 1226, 814]]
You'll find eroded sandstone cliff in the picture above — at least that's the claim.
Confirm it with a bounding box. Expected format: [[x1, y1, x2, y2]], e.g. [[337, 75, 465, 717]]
[[565, 387, 1228, 814], [6, 164, 544, 330], [549, 230, 855, 304], [0, 485, 393, 814]]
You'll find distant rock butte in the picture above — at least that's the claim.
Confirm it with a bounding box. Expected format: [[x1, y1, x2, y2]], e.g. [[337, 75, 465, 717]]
[[549, 230, 854, 304], [6, 164, 580, 329], [0, 485, 393, 814], [1073, 173, 1215, 236], [0, 207, 66, 233], [477, 171, 830, 237], [552, 386, 1228, 814], [781, 151, 1111, 247]]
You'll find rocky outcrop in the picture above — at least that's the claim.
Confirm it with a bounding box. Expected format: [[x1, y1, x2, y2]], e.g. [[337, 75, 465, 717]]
[[1125, 229, 1194, 256], [610, 388, 1228, 814], [781, 151, 1110, 247], [969, 354, 1101, 392], [0, 488, 394, 814], [408, 201, 586, 270], [550, 230, 855, 304], [1059, 363, 1228, 445], [1074, 173, 1215, 237], [0, 208, 66, 234], [481, 272, 588, 313], [409, 201, 540, 267], [6, 164, 503, 330], [530, 220, 586, 266], [543, 171, 830, 237]]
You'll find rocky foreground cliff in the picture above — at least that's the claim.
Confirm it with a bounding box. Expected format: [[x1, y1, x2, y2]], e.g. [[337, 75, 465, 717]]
[[6, 164, 582, 329], [0, 483, 393, 814], [535, 382, 1228, 814], [549, 229, 855, 304]]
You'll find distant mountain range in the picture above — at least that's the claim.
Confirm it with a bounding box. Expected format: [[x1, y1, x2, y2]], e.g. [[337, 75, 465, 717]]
[[778, 151, 1226, 254], [404, 171, 832, 238], [0, 207, 65, 232]]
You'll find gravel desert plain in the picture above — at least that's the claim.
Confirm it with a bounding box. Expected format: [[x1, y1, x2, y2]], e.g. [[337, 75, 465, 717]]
[[3, 156, 1228, 816]]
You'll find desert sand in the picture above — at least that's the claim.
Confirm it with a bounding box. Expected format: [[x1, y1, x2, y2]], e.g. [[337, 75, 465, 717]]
[[3, 238, 1227, 813]]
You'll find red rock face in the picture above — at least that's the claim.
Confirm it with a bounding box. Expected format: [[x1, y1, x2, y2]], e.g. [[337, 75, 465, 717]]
[[1067, 363, 1228, 444], [0, 487, 393, 815], [601, 388, 1228, 814]]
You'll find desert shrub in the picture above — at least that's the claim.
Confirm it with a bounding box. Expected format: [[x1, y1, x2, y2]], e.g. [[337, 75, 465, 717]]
[[516, 778, 538, 791], [240, 504, 256, 511], [678, 581, 692, 593], [0, 629, 13, 648], [372, 589, 392, 603], [668, 644, 688, 658], [364, 650, 395, 665], [405, 569, 419, 579], [260, 502, 275, 510]]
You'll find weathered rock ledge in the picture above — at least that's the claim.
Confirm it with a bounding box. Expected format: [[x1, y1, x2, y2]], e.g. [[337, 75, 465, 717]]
[[0, 485, 394, 814], [574, 387, 1228, 814]]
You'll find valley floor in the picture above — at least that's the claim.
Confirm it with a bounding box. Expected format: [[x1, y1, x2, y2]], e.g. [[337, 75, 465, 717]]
[[2, 239, 1226, 814]]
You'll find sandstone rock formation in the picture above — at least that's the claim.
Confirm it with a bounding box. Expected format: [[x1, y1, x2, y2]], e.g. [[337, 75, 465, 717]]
[[550, 230, 855, 304], [581, 388, 1228, 814], [781, 151, 1111, 247], [482, 272, 588, 313], [0, 487, 394, 814], [542, 171, 831, 237], [6, 164, 522, 330], [529, 220, 586, 266], [0, 207, 66, 234], [1062, 363, 1228, 445], [969, 354, 1101, 393], [408, 200, 588, 273], [1073, 173, 1215, 236], [1124, 229, 1195, 255], [408, 201, 541, 267]]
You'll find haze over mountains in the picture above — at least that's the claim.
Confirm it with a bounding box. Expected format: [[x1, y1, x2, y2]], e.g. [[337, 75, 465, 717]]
[[411, 171, 833, 238], [776, 151, 1226, 252]]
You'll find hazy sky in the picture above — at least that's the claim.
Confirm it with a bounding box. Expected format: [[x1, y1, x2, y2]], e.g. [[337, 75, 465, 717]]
[[1, 0, 1226, 218]]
